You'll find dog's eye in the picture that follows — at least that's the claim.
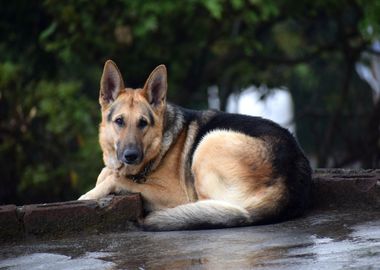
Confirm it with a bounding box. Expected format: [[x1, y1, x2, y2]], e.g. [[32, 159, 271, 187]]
[[138, 118, 148, 129], [114, 117, 124, 127]]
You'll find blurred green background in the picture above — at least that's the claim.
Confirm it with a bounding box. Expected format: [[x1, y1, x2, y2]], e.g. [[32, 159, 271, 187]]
[[1, 0, 379, 205]]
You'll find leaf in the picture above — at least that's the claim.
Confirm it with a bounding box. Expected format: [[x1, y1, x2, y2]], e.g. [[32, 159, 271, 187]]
[[39, 22, 57, 42], [203, 0, 223, 19]]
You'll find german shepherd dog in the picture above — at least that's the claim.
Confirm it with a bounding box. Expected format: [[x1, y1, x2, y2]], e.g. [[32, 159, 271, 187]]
[[79, 60, 312, 231]]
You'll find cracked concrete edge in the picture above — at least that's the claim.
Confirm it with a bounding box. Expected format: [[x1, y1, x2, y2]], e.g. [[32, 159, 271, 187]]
[[0, 169, 379, 242]]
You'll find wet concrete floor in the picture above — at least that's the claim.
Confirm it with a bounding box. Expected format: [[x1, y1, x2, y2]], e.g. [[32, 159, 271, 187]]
[[1, 208, 379, 270]]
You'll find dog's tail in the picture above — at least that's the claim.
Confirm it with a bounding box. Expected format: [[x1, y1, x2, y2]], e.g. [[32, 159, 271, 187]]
[[142, 200, 253, 231]]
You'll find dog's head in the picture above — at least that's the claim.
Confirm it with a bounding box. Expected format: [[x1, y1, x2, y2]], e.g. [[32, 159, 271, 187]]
[[98, 60, 167, 175]]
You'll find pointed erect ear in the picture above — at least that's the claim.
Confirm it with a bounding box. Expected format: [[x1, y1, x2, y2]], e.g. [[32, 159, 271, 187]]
[[143, 65, 167, 108], [99, 60, 125, 108]]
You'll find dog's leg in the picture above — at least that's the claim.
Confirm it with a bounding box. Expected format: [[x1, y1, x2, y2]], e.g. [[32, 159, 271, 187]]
[[78, 174, 118, 200], [191, 130, 287, 215], [96, 167, 114, 185], [78, 167, 115, 200], [143, 130, 287, 231], [78, 172, 145, 200], [79, 172, 186, 210], [109, 175, 189, 210]]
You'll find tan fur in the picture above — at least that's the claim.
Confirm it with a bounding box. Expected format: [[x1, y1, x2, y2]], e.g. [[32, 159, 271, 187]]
[[192, 130, 286, 217], [79, 63, 194, 210], [80, 128, 193, 210], [78, 61, 304, 230], [99, 89, 164, 175]]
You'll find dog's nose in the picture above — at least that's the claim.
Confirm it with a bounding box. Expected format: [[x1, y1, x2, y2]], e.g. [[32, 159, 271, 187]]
[[123, 148, 141, 164]]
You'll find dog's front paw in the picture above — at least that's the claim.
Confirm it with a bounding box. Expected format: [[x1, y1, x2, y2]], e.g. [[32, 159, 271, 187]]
[[78, 193, 92, 201], [78, 190, 99, 200], [78, 176, 117, 201]]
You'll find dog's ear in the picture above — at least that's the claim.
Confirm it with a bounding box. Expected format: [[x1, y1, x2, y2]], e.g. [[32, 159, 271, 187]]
[[143, 65, 167, 109], [99, 60, 125, 108]]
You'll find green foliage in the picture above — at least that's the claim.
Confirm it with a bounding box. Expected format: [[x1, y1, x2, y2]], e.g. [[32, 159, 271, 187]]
[[0, 60, 101, 203], [358, 0, 380, 39], [0, 0, 379, 204]]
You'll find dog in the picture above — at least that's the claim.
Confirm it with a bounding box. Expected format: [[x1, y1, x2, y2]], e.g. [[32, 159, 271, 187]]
[[78, 60, 312, 231]]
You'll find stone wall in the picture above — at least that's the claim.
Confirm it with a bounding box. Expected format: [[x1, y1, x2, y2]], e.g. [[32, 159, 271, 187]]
[[0, 169, 379, 242]]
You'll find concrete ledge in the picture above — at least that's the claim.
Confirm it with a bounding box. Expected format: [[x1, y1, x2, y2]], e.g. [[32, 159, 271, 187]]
[[0, 169, 379, 242], [312, 169, 380, 209], [22, 200, 100, 235], [0, 193, 142, 242], [0, 205, 23, 240]]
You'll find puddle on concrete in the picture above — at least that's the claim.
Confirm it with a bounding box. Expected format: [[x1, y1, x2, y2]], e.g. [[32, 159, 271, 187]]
[[0, 252, 115, 270], [0, 209, 379, 269]]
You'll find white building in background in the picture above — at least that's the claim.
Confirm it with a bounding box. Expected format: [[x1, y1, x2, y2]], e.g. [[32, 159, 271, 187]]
[[223, 85, 296, 135], [356, 40, 380, 104]]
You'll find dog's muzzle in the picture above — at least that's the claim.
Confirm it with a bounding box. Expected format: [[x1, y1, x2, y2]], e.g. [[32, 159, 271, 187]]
[[121, 146, 143, 165]]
